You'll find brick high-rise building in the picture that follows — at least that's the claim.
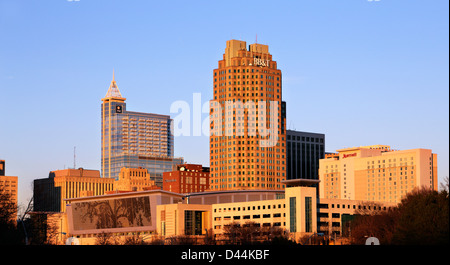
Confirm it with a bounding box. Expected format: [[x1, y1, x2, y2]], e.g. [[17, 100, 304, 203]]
[[209, 40, 286, 191]]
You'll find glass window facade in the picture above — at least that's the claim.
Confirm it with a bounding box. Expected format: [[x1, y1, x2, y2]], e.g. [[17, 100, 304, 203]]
[[286, 130, 325, 180], [289, 197, 296, 232], [305, 196, 312, 233], [102, 91, 182, 182], [184, 210, 204, 235]]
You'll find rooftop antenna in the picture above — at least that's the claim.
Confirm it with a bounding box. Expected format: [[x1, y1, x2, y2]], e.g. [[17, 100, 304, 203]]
[[73, 146, 76, 169]]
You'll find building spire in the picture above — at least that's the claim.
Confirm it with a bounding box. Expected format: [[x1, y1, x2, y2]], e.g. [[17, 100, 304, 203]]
[[104, 69, 124, 99]]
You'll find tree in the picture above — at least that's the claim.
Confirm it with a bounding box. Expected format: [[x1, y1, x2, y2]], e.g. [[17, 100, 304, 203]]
[[222, 221, 290, 245], [241, 221, 262, 244], [350, 186, 449, 245], [222, 222, 241, 244], [0, 187, 21, 244], [391, 187, 449, 245], [17, 196, 33, 245], [439, 176, 449, 193], [95, 231, 120, 245], [350, 208, 398, 245], [123, 233, 146, 245]]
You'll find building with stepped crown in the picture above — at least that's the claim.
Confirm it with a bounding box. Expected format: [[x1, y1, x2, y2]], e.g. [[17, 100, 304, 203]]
[[101, 71, 183, 185]]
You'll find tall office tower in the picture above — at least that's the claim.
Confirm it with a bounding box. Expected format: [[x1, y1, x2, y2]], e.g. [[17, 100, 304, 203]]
[[319, 145, 438, 203], [286, 130, 325, 180], [101, 72, 183, 184], [209, 40, 286, 191]]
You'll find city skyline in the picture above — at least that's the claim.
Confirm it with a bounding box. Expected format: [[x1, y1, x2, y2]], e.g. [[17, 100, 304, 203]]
[[0, 0, 448, 209]]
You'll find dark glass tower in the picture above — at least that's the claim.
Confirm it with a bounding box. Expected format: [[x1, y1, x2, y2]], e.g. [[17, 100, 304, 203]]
[[286, 130, 325, 180]]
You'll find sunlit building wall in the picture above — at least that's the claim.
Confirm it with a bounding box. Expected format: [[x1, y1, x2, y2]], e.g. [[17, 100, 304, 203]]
[[210, 40, 286, 191], [33, 168, 114, 213], [319, 145, 438, 203]]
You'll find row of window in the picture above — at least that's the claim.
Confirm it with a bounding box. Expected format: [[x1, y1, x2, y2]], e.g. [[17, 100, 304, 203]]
[[215, 213, 285, 221], [215, 203, 285, 213], [215, 68, 280, 75], [287, 135, 324, 143]]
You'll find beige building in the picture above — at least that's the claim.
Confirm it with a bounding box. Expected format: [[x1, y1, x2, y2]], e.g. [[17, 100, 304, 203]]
[[61, 181, 394, 245], [114, 167, 157, 192], [65, 189, 184, 245], [319, 145, 438, 203], [157, 203, 212, 237], [209, 186, 316, 242], [317, 198, 396, 238]]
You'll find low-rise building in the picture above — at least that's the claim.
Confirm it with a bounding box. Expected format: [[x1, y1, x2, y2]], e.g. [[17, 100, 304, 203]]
[[162, 164, 210, 193], [34, 168, 114, 213]]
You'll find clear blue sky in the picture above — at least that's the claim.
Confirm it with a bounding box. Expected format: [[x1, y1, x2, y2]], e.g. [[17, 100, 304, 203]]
[[0, 0, 448, 208]]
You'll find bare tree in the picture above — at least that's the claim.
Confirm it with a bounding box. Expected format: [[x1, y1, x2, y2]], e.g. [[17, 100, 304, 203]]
[[0, 187, 20, 244], [166, 235, 197, 245], [123, 233, 146, 245], [440, 176, 449, 194], [0, 187, 17, 225], [222, 222, 241, 244], [17, 196, 33, 245], [45, 214, 61, 245], [222, 221, 288, 245], [95, 231, 120, 245], [241, 221, 261, 244], [204, 228, 216, 245]]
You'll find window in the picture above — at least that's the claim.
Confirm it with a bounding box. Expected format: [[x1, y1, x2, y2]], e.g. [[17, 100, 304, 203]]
[[289, 197, 297, 232], [305, 197, 312, 233]]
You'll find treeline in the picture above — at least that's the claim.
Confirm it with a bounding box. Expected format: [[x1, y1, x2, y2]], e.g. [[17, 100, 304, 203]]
[[350, 182, 449, 245]]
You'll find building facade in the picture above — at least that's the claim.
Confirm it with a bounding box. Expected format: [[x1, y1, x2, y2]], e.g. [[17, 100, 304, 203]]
[[286, 130, 325, 180], [115, 167, 158, 192], [0, 160, 18, 224], [65, 189, 184, 244], [0, 175, 18, 204], [0, 174, 18, 223], [210, 39, 286, 191], [162, 164, 210, 194], [319, 145, 438, 203], [208, 186, 316, 241], [60, 182, 399, 245], [317, 198, 396, 238], [0, 160, 5, 176], [33, 168, 115, 213], [101, 71, 183, 182]]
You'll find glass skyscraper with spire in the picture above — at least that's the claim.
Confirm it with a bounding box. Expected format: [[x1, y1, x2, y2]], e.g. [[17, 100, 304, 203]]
[[101, 71, 183, 186]]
